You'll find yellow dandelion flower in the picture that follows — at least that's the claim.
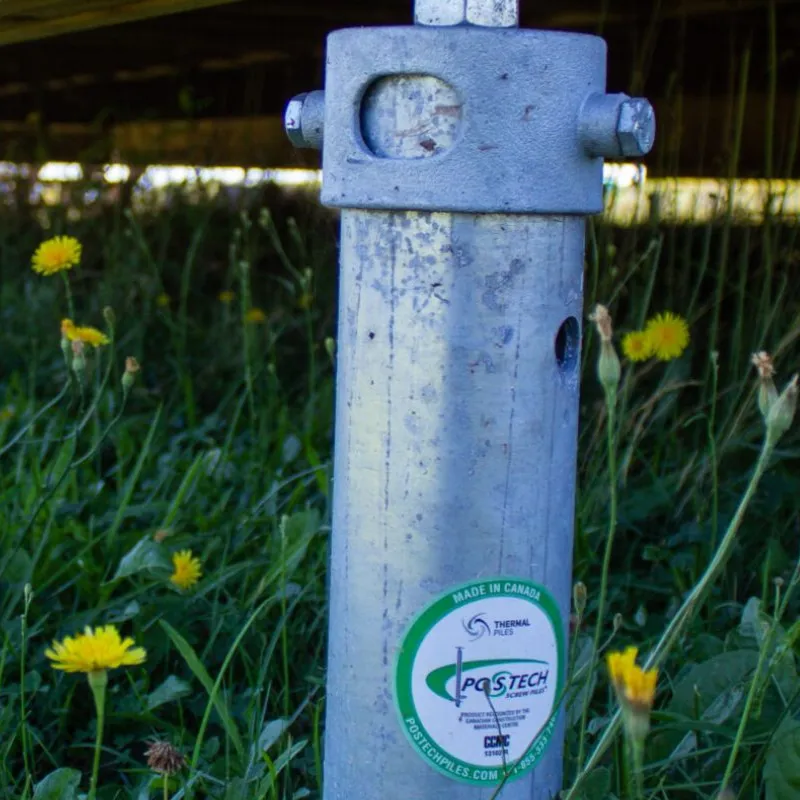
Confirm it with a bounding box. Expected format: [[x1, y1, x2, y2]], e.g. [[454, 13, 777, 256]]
[[644, 312, 689, 361], [60, 320, 109, 347], [170, 550, 202, 590], [606, 646, 658, 713], [32, 235, 82, 276], [219, 290, 235, 304], [75, 326, 109, 347], [622, 331, 654, 362], [45, 625, 146, 673], [156, 293, 171, 308], [244, 307, 267, 325]]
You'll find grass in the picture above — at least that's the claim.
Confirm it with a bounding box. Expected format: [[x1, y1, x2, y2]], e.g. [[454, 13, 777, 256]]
[[0, 168, 799, 800]]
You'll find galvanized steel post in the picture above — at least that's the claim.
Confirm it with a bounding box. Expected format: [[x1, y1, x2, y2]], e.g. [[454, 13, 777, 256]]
[[285, 1, 654, 797]]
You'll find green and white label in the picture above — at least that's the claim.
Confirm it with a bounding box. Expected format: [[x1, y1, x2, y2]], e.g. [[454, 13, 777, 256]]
[[394, 578, 564, 786]]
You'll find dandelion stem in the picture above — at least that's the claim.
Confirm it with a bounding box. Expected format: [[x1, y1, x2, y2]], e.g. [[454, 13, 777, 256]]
[[19, 585, 33, 792], [60, 272, 76, 320], [564, 436, 775, 800], [163, 777, 169, 800], [721, 609, 777, 792], [576, 385, 618, 768], [629, 736, 645, 800], [708, 353, 721, 554], [87, 670, 108, 800], [721, 550, 800, 790]]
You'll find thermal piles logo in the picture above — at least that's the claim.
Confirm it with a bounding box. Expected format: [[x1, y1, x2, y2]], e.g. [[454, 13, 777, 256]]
[[462, 613, 491, 641], [426, 657, 550, 704]]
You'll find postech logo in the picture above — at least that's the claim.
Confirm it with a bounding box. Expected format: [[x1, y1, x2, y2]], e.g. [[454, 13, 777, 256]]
[[426, 658, 550, 703]]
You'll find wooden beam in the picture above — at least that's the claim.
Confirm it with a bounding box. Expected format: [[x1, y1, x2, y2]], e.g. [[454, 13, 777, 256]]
[[0, 0, 246, 46], [0, 50, 291, 98]]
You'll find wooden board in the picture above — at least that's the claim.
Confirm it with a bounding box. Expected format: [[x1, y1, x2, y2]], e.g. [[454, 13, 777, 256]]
[[0, 0, 795, 47], [0, 0, 244, 46]]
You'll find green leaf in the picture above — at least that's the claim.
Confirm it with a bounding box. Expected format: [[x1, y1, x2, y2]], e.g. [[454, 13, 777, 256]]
[[111, 537, 172, 582], [765, 717, 800, 800], [740, 597, 798, 700], [282, 509, 321, 541], [159, 620, 244, 758], [146, 674, 192, 711], [33, 768, 81, 800], [566, 636, 596, 727], [224, 778, 250, 799], [257, 718, 290, 753], [3, 549, 32, 583], [249, 509, 321, 604], [650, 650, 758, 763], [669, 649, 758, 718], [579, 766, 611, 800], [258, 739, 308, 793]]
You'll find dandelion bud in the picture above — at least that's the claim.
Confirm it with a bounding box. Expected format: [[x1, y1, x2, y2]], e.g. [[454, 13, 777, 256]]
[[598, 340, 622, 395], [61, 333, 71, 365], [71, 341, 86, 376], [606, 646, 658, 742], [774, 576, 785, 589], [103, 306, 116, 327], [122, 356, 140, 393], [324, 337, 336, 363], [145, 740, 186, 776], [766, 374, 798, 444], [613, 613, 623, 633], [589, 304, 621, 395], [752, 351, 778, 421], [573, 581, 587, 618]]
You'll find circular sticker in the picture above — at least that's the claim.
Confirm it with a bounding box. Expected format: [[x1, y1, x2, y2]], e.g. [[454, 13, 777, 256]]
[[394, 577, 564, 786]]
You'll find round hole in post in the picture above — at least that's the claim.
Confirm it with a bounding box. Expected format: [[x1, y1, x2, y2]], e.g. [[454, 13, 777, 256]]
[[360, 74, 463, 159], [555, 316, 580, 373]]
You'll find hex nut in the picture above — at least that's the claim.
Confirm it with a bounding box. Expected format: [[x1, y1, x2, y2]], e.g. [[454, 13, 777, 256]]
[[284, 91, 325, 150], [284, 95, 308, 149], [616, 98, 656, 158]]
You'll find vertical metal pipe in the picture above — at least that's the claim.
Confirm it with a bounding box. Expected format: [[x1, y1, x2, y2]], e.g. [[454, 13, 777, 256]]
[[327, 209, 583, 799], [283, 1, 655, 797]]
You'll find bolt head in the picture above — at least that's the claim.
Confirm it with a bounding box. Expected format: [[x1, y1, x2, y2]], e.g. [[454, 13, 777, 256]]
[[285, 94, 309, 148], [616, 98, 656, 158]]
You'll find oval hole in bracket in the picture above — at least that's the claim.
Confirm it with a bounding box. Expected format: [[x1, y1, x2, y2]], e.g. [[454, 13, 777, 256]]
[[360, 74, 463, 160]]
